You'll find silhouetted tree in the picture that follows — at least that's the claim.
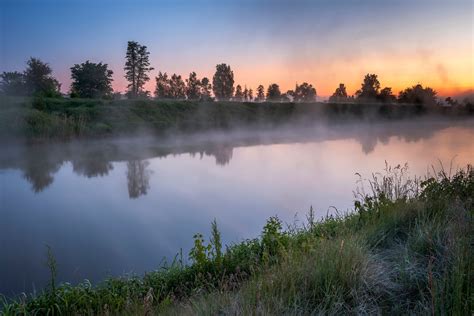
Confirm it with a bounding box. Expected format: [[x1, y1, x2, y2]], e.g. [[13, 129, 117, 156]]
[[445, 97, 459, 106], [234, 85, 243, 101], [294, 82, 317, 102], [200, 77, 212, 101], [212, 63, 234, 101], [243, 86, 249, 101], [24, 58, 61, 97], [186, 72, 201, 100], [355, 74, 380, 101], [329, 83, 349, 102], [248, 88, 253, 101], [266, 83, 281, 101], [398, 84, 437, 106], [70, 61, 113, 98], [154, 71, 172, 99], [124, 41, 153, 98], [169, 74, 186, 99], [0, 71, 26, 96], [377, 87, 396, 103], [256, 85, 265, 101]]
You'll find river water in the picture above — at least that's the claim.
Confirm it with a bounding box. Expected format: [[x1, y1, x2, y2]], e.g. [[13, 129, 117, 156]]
[[1, 119, 473, 296]]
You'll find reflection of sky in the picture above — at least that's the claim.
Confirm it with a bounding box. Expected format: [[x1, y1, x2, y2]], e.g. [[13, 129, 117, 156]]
[[1, 0, 472, 96], [1, 124, 473, 295]]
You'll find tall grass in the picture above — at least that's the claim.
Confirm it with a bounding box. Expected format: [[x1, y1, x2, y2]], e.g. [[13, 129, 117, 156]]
[[1, 165, 472, 315]]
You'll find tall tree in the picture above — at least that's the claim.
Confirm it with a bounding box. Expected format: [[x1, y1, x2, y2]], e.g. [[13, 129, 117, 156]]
[[234, 85, 243, 101], [154, 71, 172, 99], [355, 74, 380, 101], [329, 83, 349, 102], [124, 41, 154, 98], [186, 72, 201, 100], [70, 61, 113, 98], [243, 86, 249, 101], [24, 57, 61, 97], [256, 85, 265, 101], [169, 74, 186, 99], [294, 82, 317, 102], [0, 71, 26, 96], [212, 63, 234, 101], [398, 84, 437, 106], [248, 88, 253, 101], [200, 77, 212, 101], [266, 83, 281, 101]]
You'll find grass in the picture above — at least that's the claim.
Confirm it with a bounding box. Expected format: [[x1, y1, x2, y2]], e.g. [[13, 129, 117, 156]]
[[1, 164, 472, 315], [1, 96, 472, 140]]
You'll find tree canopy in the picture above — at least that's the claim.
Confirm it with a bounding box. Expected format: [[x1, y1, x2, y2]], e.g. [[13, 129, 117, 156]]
[[124, 41, 153, 98], [70, 61, 113, 98], [355, 74, 380, 101], [234, 85, 243, 101], [266, 83, 281, 101], [398, 84, 437, 106], [212, 64, 234, 101], [294, 82, 317, 102], [256, 85, 265, 102], [24, 58, 61, 97]]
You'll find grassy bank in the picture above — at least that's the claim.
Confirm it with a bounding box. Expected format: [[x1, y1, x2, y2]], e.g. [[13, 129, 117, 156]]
[[1, 164, 472, 315], [1, 96, 472, 140]]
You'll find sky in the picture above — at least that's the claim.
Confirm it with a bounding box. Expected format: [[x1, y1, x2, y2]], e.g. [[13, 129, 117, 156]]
[[1, 0, 473, 97]]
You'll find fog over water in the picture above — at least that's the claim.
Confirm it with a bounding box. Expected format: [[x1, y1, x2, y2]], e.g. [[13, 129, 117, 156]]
[[1, 118, 473, 296]]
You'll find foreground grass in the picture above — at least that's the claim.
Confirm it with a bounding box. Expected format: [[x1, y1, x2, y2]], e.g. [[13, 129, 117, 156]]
[[1, 165, 473, 315], [1, 96, 472, 140]]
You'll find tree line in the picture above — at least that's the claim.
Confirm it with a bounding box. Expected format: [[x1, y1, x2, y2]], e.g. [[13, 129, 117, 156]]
[[0, 41, 471, 106]]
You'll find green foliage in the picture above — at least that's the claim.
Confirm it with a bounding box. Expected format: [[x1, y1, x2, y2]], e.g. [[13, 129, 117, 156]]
[[210, 219, 222, 265], [1, 96, 472, 140], [261, 216, 287, 260], [189, 233, 211, 268]]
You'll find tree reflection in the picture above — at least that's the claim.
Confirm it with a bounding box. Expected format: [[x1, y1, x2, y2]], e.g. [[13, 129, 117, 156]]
[[23, 159, 61, 193], [126, 160, 152, 199], [72, 155, 113, 178], [2, 119, 471, 195]]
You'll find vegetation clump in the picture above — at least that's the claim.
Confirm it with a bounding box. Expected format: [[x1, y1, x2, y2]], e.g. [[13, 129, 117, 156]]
[[1, 164, 472, 315]]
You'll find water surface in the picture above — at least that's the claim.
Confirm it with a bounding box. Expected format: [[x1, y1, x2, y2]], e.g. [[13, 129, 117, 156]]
[[1, 119, 473, 296]]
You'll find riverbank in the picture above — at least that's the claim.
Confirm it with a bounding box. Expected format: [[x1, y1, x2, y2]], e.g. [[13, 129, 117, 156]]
[[1, 165, 472, 315], [1, 96, 472, 140]]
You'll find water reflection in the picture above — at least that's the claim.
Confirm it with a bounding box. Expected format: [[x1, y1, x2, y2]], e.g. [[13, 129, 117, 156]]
[[22, 156, 62, 193], [127, 160, 152, 199], [1, 119, 473, 296], [1, 119, 472, 196]]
